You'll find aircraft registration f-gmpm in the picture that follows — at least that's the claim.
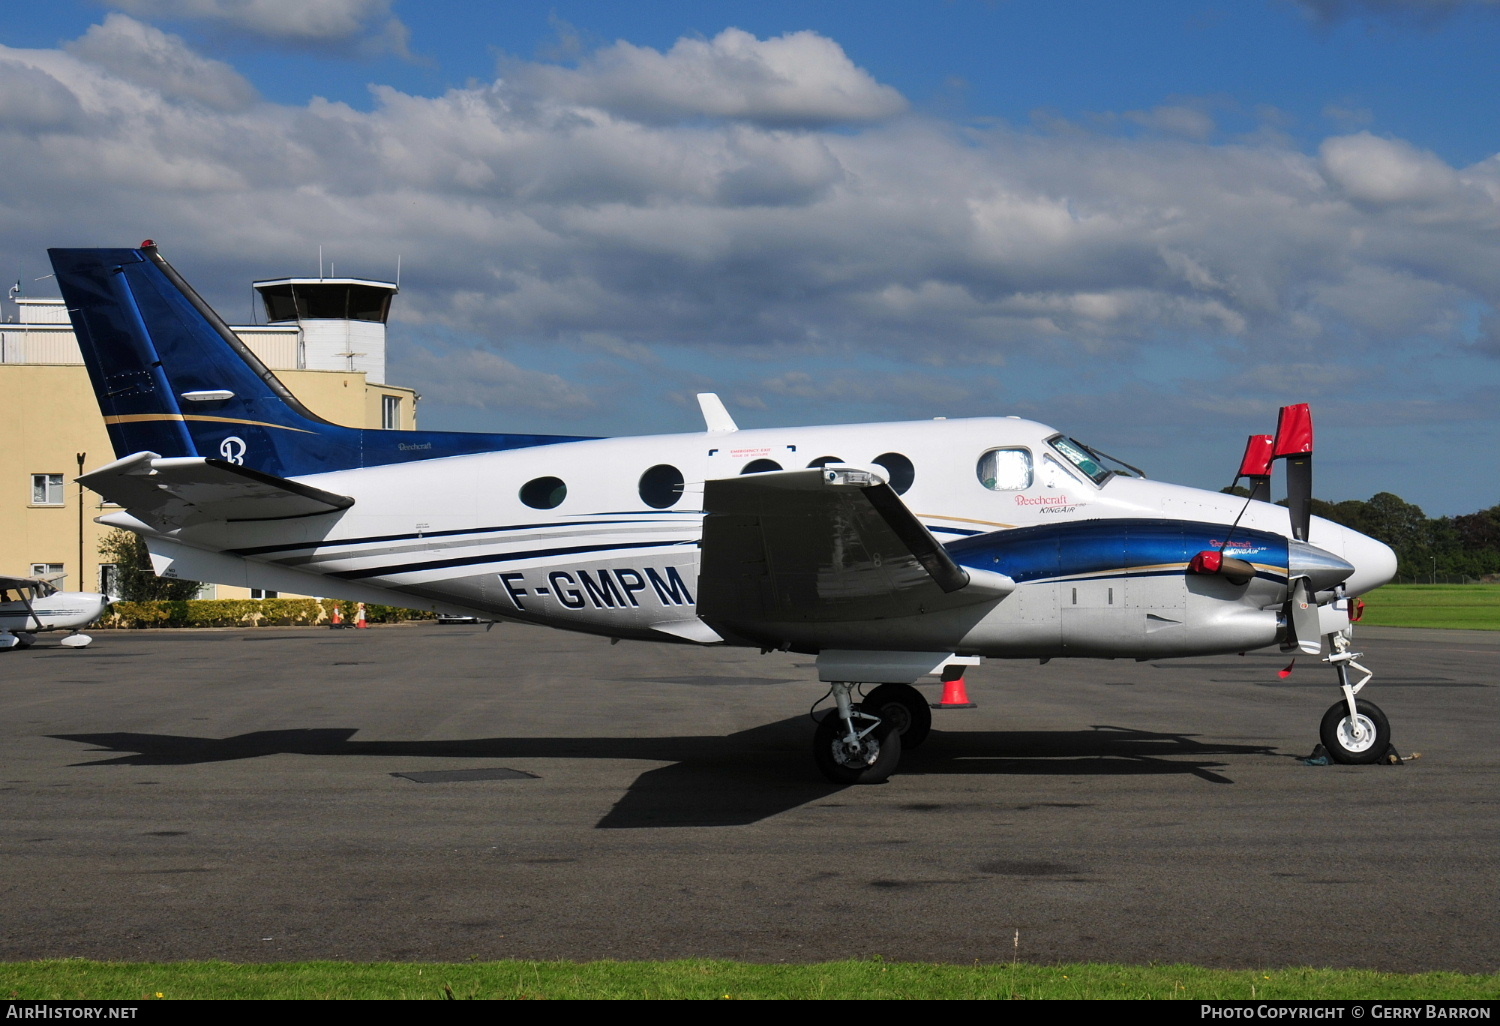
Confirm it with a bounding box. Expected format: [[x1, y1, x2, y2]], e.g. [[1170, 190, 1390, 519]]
[[49, 242, 1397, 784]]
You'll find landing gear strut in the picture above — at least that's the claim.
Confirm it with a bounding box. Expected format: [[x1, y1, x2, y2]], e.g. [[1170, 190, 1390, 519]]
[[813, 682, 901, 785], [1319, 629, 1390, 764]]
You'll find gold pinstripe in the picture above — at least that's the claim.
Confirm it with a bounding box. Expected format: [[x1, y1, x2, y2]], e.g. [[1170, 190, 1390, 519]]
[[104, 413, 317, 434]]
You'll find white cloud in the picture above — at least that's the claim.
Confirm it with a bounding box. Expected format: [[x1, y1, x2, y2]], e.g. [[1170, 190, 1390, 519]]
[[104, 0, 410, 54], [1319, 131, 1460, 206], [0, 60, 87, 134], [505, 28, 908, 127], [2, 21, 1499, 466], [397, 344, 594, 415], [67, 15, 256, 111]]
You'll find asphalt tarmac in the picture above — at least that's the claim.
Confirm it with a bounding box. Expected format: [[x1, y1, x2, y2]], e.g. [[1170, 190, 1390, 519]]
[[1, 622, 1495, 972]]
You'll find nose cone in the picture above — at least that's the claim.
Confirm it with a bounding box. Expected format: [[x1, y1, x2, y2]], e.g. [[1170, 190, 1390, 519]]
[[1287, 540, 1356, 592], [1341, 529, 1398, 597]]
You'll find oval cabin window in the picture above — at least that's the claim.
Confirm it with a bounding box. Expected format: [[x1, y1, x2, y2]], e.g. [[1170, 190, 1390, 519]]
[[638, 464, 684, 509], [872, 452, 915, 495], [519, 476, 567, 510]]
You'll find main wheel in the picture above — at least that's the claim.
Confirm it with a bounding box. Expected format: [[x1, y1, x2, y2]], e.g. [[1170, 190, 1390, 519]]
[[813, 705, 902, 785], [1319, 699, 1390, 765], [862, 683, 933, 750]]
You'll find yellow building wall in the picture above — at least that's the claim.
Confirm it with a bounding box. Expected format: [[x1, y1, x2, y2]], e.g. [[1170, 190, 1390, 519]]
[[0, 365, 418, 601]]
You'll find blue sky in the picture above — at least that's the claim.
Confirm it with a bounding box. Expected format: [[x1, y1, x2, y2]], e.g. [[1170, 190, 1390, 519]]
[[3, 0, 1498, 515]]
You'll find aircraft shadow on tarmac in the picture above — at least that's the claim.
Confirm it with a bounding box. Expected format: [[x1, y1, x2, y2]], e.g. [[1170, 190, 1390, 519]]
[[50, 719, 1280, 828]]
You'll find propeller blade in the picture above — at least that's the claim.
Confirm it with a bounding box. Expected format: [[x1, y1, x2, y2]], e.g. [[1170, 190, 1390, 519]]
[[1281, 577, 1322, 655], [1273, 404, 1313, 542], [1236, 434, 1274, 502]]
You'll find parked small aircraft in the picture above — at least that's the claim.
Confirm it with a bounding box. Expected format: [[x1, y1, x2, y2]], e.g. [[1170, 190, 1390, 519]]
[[49, 243, 1398, 782], [0, 574, 109, 649]]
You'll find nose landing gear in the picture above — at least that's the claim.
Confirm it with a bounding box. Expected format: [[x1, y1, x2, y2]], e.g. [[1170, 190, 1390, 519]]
[[1318, 630, 1393, 764]]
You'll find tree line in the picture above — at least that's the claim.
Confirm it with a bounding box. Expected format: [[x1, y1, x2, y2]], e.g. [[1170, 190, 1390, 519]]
[[1225, 491, 1500, 583]]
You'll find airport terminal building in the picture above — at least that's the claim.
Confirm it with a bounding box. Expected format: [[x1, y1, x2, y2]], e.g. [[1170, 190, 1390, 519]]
[[0, 273, 418, 600]]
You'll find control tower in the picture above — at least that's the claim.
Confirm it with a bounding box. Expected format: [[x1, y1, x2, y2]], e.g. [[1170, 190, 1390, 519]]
[[252, 277, 397, 384]]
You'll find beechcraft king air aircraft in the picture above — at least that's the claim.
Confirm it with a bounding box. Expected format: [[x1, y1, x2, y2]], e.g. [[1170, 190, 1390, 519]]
[[50, 243, 1398, 784]]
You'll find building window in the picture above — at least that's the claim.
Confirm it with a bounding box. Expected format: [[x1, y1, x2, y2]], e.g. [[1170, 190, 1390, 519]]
[[250, 589, 279, 599], [31, 474, 64, 505], [382, 395, 401, 430], [31, 563, 64, 578], [99, 564, 121, 599]]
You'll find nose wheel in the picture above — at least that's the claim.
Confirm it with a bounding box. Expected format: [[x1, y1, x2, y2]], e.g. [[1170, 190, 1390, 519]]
[[1318, 629, 1391, 764], [1319, 698, 1390, 764]]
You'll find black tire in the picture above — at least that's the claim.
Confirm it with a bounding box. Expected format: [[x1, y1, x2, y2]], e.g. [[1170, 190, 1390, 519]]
[[863, 683, 933, 750], [813, 705, 902, 785], [1319, 699, 1391, 765]]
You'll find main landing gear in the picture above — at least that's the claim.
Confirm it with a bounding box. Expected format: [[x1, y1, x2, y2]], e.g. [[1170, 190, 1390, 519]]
[[813, 681, 937, 785], [1318, 629, 1391, 764]]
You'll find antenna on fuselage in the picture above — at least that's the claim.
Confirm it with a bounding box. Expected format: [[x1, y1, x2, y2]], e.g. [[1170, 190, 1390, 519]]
[[697, 393, 738, 433]]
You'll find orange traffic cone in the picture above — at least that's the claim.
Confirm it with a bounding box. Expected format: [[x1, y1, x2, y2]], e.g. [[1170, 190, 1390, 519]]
[[931, 665, 977, 710], [329, 603, 345, 629], [355, 602, 369, 629]]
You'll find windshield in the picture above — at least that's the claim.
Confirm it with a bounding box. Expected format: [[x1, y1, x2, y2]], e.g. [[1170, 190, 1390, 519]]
[[1047, 436, 1145, 485]]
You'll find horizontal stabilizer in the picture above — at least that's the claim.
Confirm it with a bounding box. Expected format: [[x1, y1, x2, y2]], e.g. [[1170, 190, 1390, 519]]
[[698, 467, 1013, 628], [79, 451, 354, 527]]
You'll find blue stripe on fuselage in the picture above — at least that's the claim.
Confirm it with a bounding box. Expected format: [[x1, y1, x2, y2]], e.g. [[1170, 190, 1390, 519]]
[[945, 518, 1289, 584]]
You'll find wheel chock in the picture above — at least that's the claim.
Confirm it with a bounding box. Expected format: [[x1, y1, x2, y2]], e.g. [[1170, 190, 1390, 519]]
[[1300, 744, 1331, 766]]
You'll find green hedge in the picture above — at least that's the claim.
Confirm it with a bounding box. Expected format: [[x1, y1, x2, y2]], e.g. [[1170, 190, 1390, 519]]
[[104, 599, 436, 629]]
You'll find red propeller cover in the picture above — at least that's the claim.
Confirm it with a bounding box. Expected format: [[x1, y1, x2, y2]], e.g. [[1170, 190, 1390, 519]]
[[1238, 434, 1274, 477], [1273, 403, 1313, 457]]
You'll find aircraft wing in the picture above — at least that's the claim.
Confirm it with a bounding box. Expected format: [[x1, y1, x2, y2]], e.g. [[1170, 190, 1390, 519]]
[[79, 451, 354, 527], [698, 467, 1012, 626]]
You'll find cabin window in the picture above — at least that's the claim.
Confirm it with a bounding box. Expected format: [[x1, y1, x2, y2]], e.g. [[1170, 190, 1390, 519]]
[[638, 464, 684, 509], [741, 459, 782, 474], [872, 452, 915, 495], [520, 476, 567, 509], [977, 448, 1033, 491], [31, 474, 64, 505], [806, 456, 844, 468]]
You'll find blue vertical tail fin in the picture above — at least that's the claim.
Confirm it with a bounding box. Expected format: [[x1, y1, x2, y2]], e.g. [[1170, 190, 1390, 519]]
[[50, 245, 591, 477]]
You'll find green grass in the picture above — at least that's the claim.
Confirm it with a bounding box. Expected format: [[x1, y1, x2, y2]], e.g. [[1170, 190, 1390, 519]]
[[1359, 584, 1500, 630], [3, 959, 1498, 1000]]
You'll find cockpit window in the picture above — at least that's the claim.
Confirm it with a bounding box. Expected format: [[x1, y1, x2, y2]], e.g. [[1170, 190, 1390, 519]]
[[977, 448, 1033, 491], [1047, 435, 1146, 485], [1048, 436, 1110, 485]]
